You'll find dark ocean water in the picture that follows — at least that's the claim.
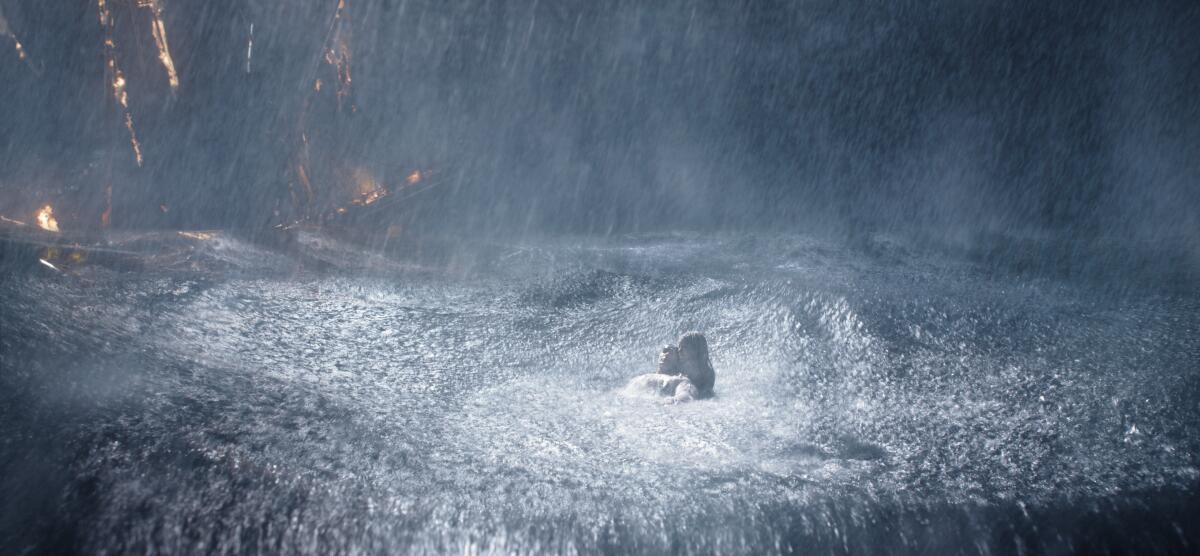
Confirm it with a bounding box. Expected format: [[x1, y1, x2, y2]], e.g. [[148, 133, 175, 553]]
[[1, 232, 1198, 554]]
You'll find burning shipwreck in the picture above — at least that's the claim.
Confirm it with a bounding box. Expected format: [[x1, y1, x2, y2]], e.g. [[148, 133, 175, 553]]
[[0, 0, 444, 272]]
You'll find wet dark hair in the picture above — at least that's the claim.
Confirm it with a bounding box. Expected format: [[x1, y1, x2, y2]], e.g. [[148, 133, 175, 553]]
[[678, 332, 709, 356], [677, 331, 715, 394]]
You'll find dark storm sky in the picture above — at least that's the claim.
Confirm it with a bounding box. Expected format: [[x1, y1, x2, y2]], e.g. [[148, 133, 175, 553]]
[[0, 0, 1197, 239]]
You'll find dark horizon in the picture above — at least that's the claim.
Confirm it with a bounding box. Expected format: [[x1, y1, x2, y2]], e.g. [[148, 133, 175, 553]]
[[0, 1, 1197, 245]]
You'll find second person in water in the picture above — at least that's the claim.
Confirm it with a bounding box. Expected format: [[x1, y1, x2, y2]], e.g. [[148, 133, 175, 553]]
[[628, 331, 715, 403]]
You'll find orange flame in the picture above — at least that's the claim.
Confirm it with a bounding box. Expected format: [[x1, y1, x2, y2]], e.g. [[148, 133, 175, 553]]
[[109, 60, 128, 108], [349, 168, 387, 206], [36, 205, 59, 232], [324, 0, 353, 110], [1, 6, 37, 73], [406, 170, 422, 185], [126, 113, 143, 166], [101, 183, 112, 228], [98, 0, 143, 167], [141, 0, 179, 91]]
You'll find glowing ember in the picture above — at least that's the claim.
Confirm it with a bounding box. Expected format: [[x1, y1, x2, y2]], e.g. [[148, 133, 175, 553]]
[[1, 6, 37, 73], [350, 168, 388, 206], [35, 205, 59, 232], [112, 70, 128, 108], [142, 0, 179, 91], [352, 190, 385, 206], [101, 183, 112, 228], [38, 258, 61, 272], [406, 170, 422, 184], [127, 113, 144, 166], [98, 0, 144, 166], [324, 0, 354, 110]]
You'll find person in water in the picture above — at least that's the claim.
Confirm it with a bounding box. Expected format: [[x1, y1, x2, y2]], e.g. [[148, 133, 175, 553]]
[[626, 332, 715, 403]]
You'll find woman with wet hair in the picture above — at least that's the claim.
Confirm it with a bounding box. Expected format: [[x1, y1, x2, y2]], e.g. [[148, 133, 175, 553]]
[[675, 331, 715, 396], [624, 332, 715, 402]]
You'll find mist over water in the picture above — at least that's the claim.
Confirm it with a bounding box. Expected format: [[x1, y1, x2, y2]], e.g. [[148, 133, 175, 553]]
[[1, 1, 1198, 554], [2, 234, 1198, 553], [2, 1, 1197, 243]]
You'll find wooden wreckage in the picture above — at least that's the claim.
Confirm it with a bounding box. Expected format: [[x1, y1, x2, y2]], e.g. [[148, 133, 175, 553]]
[[0, 0, 448, 274]]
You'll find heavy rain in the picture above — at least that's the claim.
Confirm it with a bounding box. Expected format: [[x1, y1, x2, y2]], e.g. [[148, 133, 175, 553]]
[[1, 1, 1198, 554]]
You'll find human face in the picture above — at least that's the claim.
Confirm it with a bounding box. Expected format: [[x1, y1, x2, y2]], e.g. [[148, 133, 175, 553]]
[[658, 345, 680, 374]]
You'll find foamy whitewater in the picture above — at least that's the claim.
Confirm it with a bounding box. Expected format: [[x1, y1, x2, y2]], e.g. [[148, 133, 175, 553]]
[[2, 233, 1197, 553]]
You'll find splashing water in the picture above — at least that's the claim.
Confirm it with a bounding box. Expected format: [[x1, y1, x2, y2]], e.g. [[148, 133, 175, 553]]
[[1, 234, 1197, 553]]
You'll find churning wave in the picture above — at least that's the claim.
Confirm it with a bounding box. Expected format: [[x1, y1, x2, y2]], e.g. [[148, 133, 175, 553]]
[[1, 232, 1197, 554]]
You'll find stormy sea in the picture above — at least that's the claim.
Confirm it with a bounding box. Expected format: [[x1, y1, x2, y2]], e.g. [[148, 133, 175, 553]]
[[2, 232, 1196, 554]]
